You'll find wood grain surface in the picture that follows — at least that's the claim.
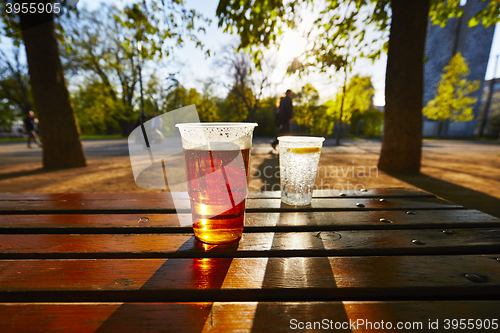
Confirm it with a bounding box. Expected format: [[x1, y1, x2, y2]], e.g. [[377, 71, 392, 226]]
[[0, 188, 434, 201], [1, 254, 499, 302], [1, 210, 498, 234], [0, 197, 461, 214], [1, 301, 499, 333], [0, 228, 499, 259], [1, 189, 498, 332]]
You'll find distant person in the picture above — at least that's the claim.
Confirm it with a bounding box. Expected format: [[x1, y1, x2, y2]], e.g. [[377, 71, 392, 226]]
[[24, 110, 42, 148], [271, 89, 294, 150]]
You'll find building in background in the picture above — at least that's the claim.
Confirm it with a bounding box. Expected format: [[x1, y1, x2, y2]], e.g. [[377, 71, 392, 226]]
[[423, 0, 495, 137]]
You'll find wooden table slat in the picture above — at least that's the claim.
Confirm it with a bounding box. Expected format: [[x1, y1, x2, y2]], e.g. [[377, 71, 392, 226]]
[[1, 301, 499, 333], [1, 255, 499, 302], [1, 210, 498, 234], [251, 188, 436, 198], [1, 228, 499, 259], [0, 188, 434, 201], [1, 189, 498, 332], [0, 197, 461, 214]]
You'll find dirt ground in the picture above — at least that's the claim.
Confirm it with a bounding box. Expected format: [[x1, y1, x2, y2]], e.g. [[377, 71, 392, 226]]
[[1, 139, 499, 217]]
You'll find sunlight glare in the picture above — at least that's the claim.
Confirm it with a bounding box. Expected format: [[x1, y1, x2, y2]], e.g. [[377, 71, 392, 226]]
[[278, 30, 308, 64], [200, 204, 209, 215]]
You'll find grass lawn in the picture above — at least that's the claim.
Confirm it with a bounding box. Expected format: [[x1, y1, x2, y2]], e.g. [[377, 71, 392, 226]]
[[0, 137, 26, 143]]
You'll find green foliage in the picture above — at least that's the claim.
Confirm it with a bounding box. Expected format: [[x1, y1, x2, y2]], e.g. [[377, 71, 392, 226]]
[[468, 0, 500, 28], [429, 0, 463, 27], [216, 0, 290, 49], [423, 53, 480, 122], [197, 95, 221, 123], [290, 77, 378, 137], [217, 0, 390, 71], [328, 75, 374, 124], [0, 76, 32, 127], [350, 108, 384, 136], [293, 84, 332, 135], [429, 0, 500, 28], [0, 89, 20, 128], [217, 85, 252, 122], [0, 46, 33, 128], [217, 0, 500, 70], [72, 79, 123, 134], [307, 0, 391, 73], [254, 97, 277, 136], [117, 0, 210, 59], [165, 86, 200, 112], [59, 3, 207, 135]]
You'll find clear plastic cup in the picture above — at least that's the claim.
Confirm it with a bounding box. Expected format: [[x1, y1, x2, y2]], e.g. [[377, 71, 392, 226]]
[[176, 123, 257, 244], [278, 136, 325, 206]]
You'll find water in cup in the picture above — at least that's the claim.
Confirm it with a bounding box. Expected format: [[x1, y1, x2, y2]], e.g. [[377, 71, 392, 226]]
[[278, 136, 324, 206]]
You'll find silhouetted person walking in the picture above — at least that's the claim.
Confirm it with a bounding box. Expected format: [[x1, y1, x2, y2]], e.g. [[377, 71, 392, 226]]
[[272, 89, 294, 150], [24, 110, 42, 148]]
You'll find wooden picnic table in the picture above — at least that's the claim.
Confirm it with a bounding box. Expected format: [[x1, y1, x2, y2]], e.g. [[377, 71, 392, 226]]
[[1, 188, 500, 332]]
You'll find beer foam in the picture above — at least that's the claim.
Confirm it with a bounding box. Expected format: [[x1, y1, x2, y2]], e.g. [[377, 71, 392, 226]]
[[176, 123, 257, 150]]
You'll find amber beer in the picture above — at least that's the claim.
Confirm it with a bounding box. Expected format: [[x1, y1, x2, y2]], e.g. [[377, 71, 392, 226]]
[[176, 122, 257, 244], [184, 148, 250, 243]]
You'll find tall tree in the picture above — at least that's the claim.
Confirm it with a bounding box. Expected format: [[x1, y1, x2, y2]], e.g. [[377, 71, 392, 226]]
[[61, 3, 208, 135], [216, 0, 500, 174], [377, 0, 428, 173], [1, 0, 86, 168], [218, 46, 276, 122], [423, 53, 480, 137]]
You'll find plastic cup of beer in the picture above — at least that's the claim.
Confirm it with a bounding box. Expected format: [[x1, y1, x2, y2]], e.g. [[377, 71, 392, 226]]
[[278, 136, 325, 206], [176, 122, 257, 244]]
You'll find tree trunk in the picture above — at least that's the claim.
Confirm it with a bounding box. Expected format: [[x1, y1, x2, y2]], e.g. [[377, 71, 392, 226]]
[[378, 0, 429, 174], [19, 3, 86, 168], [479, 77, 496, 137], [118, 119, 132, 137], [336, 76, 347, 146], [437, 120, 444, 138]]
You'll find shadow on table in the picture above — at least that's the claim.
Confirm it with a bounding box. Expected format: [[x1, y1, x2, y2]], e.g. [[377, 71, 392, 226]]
[[254, 154, 280, 192], [389, 172, 500, 218], [92, 234, 354, 332], [250, 218, 352, 332], [95, 237, 236, 332]]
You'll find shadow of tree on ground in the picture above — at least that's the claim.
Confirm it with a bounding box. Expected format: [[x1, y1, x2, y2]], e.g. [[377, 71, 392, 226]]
[[0, 167, 66, 181], [389, 172, 500, 218]]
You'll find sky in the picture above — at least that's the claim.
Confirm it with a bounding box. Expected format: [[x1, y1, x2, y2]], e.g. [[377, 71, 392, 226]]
[[67, 0, 500, 106]]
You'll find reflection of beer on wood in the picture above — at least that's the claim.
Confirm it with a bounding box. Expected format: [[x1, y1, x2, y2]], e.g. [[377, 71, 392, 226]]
[[184, 147, 250, 244]]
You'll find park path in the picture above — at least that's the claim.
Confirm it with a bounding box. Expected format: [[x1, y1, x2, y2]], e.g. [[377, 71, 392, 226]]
[[1, 138, 499, 217]]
